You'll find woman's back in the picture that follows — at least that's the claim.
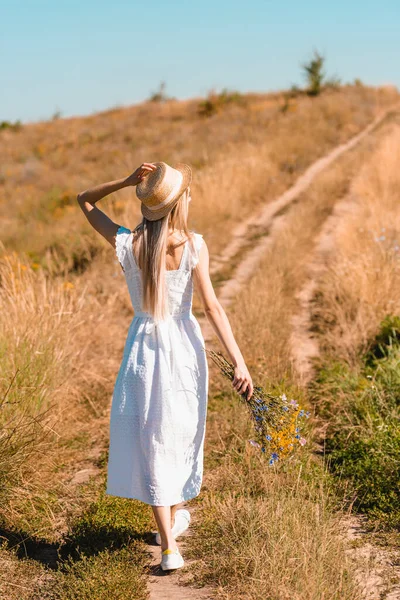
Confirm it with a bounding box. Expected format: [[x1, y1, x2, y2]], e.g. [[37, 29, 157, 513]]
[[148, 230, 190, 272], [114, 225, 204, 319]]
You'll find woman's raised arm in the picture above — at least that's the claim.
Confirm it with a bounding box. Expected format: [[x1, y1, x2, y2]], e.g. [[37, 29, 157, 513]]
[[76, 163, 156, 246]]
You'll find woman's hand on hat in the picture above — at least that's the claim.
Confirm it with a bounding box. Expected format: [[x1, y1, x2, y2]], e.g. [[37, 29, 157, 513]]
[[125, 163, 157, 187]]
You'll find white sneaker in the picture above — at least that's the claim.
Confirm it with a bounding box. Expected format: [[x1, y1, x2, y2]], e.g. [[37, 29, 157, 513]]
[[155, 508, 191, 545], [160, 547, 185, 571]]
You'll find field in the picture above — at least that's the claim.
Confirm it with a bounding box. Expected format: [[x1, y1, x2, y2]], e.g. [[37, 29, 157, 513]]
[[0, 83, 399, 599]]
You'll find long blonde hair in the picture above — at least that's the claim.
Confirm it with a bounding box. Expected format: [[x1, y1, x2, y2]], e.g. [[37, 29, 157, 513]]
[[132, 187, 196, 322]]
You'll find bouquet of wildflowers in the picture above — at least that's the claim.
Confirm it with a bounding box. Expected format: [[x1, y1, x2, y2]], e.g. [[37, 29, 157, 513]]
[[206, 349, 310, 465]]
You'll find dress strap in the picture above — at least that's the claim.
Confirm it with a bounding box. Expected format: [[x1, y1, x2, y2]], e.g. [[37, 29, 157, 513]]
[[115, 225, 133, 273], [188, 232, 204, 270], [174, 239, 188, 272], [125, 230, 139, 271]]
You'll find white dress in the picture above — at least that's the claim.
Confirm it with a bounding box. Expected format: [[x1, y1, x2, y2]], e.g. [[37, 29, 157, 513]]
[[105, 226, 209, 506]]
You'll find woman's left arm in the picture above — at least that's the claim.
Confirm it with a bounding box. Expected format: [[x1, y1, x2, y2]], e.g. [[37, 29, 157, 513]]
[[77, 163, 156, 246]]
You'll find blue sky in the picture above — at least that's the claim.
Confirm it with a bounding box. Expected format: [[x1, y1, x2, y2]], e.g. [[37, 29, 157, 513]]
[[2, 0, 399, 123]]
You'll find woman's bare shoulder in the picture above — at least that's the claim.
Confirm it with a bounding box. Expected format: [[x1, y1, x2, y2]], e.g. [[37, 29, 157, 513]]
[[188, 229, 205, 239]]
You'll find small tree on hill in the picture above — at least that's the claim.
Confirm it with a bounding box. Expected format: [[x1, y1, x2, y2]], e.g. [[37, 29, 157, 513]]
[[302, 49, 326, 96], [148, 81, 170, 102]]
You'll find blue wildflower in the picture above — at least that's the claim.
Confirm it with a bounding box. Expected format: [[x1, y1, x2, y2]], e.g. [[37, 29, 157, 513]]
[[295, 434, 300, 439], [283, 406, 289, 412], [265, 434, 272, 441]]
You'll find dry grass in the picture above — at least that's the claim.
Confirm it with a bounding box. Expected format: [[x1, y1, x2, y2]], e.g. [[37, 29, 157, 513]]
[[188, 457, 359, 600], [0, 249, 86, 508], [0, 245, 141, 539], [310, 127, 400, 364]]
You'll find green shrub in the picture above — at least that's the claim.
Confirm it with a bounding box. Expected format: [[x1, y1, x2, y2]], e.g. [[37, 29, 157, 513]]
[[62, 490, 152, 558], [324, 76, 342, 91], [327, 426, 400, 525], [41, 490, 152, 599], [311, 315, 400, 529], [364, 314, 400, 363], [198, 88, 246, 117], [0, 119, 22, 132], [46, 544, 149, 600]]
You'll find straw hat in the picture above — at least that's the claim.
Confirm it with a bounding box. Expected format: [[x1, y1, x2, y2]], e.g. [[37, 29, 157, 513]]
[[136, 161, 192, 221]]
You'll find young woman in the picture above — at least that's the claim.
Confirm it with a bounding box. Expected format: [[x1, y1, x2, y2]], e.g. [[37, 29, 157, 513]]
[[77, 161, 253, 571]]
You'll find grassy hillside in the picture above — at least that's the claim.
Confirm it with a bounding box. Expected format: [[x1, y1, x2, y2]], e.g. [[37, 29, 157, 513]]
[[0, 83, 399, 599], [1, 84, 397, 269]]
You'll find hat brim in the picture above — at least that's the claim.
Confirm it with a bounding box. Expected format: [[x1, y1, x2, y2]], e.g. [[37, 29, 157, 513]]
[[140, 163, 192, 221]]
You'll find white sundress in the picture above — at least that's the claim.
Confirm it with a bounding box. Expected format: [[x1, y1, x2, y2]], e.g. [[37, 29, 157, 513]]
[[105, 225, 209, 506]]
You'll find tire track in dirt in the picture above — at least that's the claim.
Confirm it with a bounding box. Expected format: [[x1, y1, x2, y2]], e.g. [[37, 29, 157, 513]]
[[200, 104, 398, 345], [288, 192, 400, 599], [289, 195, 355, 386], [208, 105, 399, 281]]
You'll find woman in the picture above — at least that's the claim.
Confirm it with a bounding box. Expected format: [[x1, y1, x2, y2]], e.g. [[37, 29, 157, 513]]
[[77, 161, 253, 571]]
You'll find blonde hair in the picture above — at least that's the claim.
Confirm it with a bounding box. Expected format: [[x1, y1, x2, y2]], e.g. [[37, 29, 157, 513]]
[[132, 187, 197, 322]]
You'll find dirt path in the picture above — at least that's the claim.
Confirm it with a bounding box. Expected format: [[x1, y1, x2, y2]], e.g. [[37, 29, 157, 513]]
[[201, 105, 397, 344], [289, 193, 400, 599], [289, 195, 355, 386], [145, 505, 214, 600], [208, 105, 398, 281]]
